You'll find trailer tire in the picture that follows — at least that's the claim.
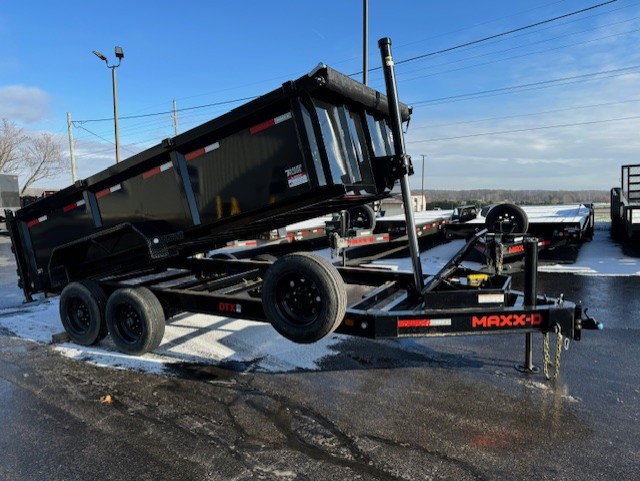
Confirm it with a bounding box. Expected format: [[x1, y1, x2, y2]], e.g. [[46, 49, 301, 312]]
[[349, 204, 376, 230], [59, 281, 108, 346], [485, 203, 529, 234], [106, 287, 165, 355], [262, 252, 347, 343]]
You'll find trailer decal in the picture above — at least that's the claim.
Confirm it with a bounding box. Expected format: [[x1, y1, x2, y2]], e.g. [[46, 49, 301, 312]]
[[471, 313, 543, 329], [285, 164, 309, 188], [250, 112, 293, 135], [142, 161, 173, 180], [26, 215, 48, 228], [63, 199, 86, 213], [398, 318, 452, 328], [96, 184, 122, 199], [185, 142, 220, 161], [218, 302, 242, 314]]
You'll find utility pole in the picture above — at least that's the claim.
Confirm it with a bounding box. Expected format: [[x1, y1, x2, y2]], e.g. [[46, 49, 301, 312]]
[[173, 99, 179, 136], [421, 154, 426, 211], [67, 112, 77, 183], [363, 0, 368, 85]]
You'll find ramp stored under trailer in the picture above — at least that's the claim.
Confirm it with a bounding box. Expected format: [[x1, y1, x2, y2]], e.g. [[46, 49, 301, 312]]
[[6, 39, 599, 375]]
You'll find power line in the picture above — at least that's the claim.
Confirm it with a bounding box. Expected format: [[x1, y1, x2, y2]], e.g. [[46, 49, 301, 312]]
[[414, 98, 640, 130], [349, 0, 618, 77], [409, 65, 640, 106], [399, 15, 640, 83], [407, 114, 640, 143], [74, 125, 138, 155], [73, 95, 257, 124]]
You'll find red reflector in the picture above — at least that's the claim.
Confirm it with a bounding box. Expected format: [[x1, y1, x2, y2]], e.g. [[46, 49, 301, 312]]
[[398, 319, 432, 328], [250, 118, 275, 135], [142, 166, 162, 179], [185, 147, 206, 161], [95, 188, 110, 199]]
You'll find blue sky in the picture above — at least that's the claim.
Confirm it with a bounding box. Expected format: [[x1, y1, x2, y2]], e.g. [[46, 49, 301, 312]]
[[1, 0, 639, 191]]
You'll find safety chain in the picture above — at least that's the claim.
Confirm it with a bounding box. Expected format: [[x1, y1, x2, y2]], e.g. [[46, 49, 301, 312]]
[[487, 236, 505, 274], [543, 325, 564, 381]]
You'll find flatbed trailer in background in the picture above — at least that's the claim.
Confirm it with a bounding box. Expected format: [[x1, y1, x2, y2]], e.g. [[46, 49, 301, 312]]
[[6, 39, 599, 376], [611, 164, 640, 240], [445, 203, 595, 265]]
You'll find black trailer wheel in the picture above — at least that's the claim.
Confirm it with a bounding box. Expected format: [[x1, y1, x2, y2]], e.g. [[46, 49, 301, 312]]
[[262, 252, 347, 343], [59, 281, 108, 346], [106, 287, 165, 355], [348, 204, 376, 230], [485, 203, 529, 234]]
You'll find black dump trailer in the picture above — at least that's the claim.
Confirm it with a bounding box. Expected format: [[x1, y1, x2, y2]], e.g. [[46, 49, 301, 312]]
[[611, 164, 640, 240], [6, 39, 599, 375]]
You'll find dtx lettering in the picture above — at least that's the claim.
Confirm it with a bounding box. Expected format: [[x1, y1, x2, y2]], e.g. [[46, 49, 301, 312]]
[[218, 302, 242, 314], [472, 313, 542, 328]]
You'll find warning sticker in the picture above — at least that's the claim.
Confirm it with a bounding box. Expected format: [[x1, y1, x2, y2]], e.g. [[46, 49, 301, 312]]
[[285, 164, 309, 188]]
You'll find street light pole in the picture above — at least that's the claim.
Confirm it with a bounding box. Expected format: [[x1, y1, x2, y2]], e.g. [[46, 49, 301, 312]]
[[93, 46, 124, 164], [111, 66, 120, 163]]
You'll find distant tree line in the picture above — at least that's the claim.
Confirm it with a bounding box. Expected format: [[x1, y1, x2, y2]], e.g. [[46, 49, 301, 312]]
[[420, 189, 609, 209]]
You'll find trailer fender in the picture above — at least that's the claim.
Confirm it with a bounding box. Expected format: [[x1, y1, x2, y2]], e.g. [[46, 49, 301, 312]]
[[262, 252, 347, 343]]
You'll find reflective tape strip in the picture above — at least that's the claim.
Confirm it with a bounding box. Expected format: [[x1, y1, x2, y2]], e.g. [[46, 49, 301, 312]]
[[184, 142, 220, 161], [142, 161, 173, 180], [250, 112, 292, 134], [26, 215, 48, 228], [96, 184, 122, 199], [398, 318, 452, 328], [478, 293, 505, 304], [63, 199, 86, 213]]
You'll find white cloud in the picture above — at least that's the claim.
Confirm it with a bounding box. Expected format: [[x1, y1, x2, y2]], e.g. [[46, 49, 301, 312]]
[[0, 85, 51, 123]]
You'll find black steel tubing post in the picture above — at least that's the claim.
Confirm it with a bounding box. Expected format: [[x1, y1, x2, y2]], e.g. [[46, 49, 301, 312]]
[[517, 237, 540, 373], [378, 37, 424, 292]]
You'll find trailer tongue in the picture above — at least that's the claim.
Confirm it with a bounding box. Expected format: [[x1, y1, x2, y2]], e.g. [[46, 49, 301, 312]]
[[6, 38, 600, 377]]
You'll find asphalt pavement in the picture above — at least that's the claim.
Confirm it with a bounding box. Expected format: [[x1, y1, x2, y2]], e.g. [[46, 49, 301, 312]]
[[0, 235, 638, 480]]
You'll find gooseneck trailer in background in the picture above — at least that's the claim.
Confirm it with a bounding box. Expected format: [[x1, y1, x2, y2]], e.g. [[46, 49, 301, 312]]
[[5, 39, 600, 376]]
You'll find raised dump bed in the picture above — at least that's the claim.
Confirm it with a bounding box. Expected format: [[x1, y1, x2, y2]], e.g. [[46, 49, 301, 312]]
[[611, 164, 640, 240], [7, 64, 407, 299]]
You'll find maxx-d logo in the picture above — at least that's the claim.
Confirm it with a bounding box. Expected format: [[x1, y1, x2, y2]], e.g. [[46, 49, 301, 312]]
[[472, 313, 543, 328]]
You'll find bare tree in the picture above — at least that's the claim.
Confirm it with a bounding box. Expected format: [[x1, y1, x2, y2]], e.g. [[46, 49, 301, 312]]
[[19, 132, 67, 194], [0, 118, 27, 173]]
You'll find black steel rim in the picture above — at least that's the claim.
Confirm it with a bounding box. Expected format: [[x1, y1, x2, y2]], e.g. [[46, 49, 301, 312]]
[[275, 273, 322, 327], [114, 303, 144, 345], [67, 298, 91, 334]]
